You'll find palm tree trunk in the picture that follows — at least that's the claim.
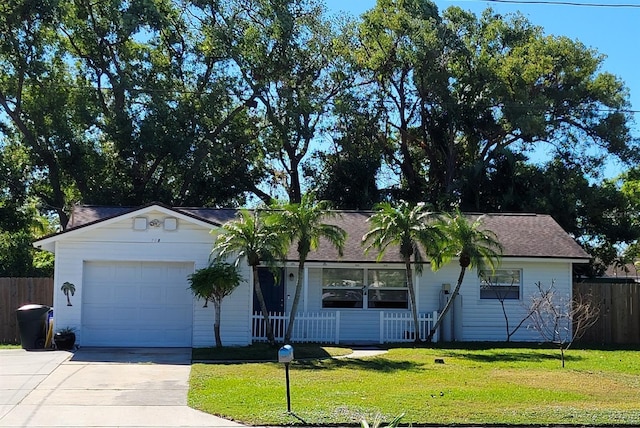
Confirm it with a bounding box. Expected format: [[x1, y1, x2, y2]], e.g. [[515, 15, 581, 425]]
[[284, 262, 305, 343], [405, 260, 421, 342], [213, 299, 222, 347], [427, 266, 466, 342], [253, 266, 275, 345]]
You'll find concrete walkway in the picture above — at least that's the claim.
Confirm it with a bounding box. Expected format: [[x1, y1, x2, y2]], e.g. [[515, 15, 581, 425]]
[[337, 348, 388, 359], [0, 348, 243, 428]]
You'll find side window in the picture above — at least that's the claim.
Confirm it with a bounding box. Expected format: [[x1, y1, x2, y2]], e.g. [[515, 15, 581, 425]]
[[479, 269, 521, 300]]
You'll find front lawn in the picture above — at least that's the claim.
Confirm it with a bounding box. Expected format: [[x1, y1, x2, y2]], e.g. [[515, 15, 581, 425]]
[[188, 344, 640, 426]]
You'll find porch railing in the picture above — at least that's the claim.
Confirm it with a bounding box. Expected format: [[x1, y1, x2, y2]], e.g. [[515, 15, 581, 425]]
[[379, 311, 439, 343], [251, 310, 439, 344], [251, 311, 341, 344]]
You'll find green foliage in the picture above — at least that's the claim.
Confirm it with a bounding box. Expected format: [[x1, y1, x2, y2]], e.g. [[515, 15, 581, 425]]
[[428, 211, 503, 341], [213, 209, 288, 269], [188, 261, 243, 305], [364, 201, 442, 341], [267, 193, 347, 341], [0, 0, 637, 275], [431, 210, 503, 271], [213, 209, 288, 345], [361, 414, 404, 428], [363, 201, 442, 274], [188, 261, 243, 347]]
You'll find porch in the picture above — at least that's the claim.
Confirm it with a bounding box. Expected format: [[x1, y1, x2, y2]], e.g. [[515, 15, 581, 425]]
[[251, 310, 440, 344]]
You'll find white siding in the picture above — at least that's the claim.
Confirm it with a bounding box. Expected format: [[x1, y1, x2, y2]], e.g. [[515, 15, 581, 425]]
[[51, 210, 252, 347], [297, 260, 574, 343], [450, 261, 572, 342]]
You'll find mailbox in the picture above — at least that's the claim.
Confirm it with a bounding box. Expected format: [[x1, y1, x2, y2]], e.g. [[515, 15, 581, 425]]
[[278, 344, 294, 363]]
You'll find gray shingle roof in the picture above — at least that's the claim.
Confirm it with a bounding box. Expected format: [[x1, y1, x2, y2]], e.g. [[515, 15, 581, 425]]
[[65, 204, 590, 262]]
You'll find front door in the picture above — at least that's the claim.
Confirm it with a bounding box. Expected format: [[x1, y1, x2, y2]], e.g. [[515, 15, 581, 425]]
[[252, 267, 285, 340], [254, 267, 285, 313]]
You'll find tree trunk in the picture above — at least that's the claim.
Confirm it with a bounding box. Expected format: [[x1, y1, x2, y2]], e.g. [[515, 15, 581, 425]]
[[284, 262, 305, 343], [253, 265, 275, 345], [214, 299, 222, 347], [427, 266, 466, 342], [405, 260, 421, 342]]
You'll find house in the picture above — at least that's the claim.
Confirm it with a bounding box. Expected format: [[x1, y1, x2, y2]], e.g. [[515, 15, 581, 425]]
[[33, 203, 590, 347]]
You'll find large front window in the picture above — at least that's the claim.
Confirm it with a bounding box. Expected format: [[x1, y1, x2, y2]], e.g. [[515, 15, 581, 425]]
[[479, 269, 521, 300], [322, 268, 408, 309]]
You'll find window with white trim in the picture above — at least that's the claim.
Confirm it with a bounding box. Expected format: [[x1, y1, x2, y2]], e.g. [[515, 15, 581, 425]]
[[321, 268, 364, 308], [479, 269, 521, 300], [321, 268, 408, 309]]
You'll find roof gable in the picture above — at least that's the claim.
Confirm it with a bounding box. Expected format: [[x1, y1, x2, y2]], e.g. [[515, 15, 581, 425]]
[[34, 203, 222, 252]]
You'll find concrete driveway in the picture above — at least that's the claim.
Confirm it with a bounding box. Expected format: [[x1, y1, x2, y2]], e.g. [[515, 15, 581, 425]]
[[0, 348, 243, 428]]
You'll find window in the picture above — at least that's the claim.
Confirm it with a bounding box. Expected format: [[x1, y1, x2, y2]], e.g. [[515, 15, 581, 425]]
[[479, 269, 521, 300], [367, 269, 408, 309], [322, 268, 408, 309], [321, 268, 364, 308]]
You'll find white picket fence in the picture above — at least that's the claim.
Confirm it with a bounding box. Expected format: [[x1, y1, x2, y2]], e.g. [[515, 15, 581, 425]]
[[251, 311, 341, 344], [379, 311, 439, 343], [251, 310, 439, 344]]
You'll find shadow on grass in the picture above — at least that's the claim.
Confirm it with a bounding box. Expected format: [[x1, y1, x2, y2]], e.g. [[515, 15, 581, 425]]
[[418, 341, 587, 363], [193, 343, 345, 362], [294, 356, 423, 373]]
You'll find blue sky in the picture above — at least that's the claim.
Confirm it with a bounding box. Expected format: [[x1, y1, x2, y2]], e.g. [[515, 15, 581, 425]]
[[323, 0, 639, 178]]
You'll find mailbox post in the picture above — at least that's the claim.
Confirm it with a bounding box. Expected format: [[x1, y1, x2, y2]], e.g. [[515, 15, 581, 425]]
[[278, 345, 294, 413]]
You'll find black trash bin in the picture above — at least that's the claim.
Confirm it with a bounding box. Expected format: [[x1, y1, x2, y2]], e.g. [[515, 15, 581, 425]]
[[16, 304, 52, 350]]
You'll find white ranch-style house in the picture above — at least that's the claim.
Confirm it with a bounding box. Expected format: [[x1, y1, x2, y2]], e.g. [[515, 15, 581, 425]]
[[34, 203, 590, 347]]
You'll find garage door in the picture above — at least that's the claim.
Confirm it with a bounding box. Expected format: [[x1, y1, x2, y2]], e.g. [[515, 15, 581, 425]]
[[82, 261, 194, 347]]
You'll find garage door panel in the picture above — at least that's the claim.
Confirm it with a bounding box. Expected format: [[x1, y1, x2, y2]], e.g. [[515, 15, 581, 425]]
[[114, 285, 139, 301], [83, 284, 113, 303], [140, 286, 163, 303], [84, 264, 115, 282], [82, 261, 194, 347], [115, 264, 140, 281]]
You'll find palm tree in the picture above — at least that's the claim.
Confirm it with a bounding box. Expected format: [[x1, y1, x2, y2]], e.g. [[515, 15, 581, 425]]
[[213, 209, 287, 346], [188, 261, 242, 347], [363, 201, 443, 342], [269, 194, 347, 343], [61, 281, 76, 306], [426, 210, 503, 342]]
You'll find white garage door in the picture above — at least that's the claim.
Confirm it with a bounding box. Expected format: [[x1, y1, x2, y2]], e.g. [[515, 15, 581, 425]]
[[82, 261, 194, 347]]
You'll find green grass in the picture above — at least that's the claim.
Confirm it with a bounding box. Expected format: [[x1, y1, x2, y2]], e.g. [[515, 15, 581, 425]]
[[188, 344, 640, 426], [0, 343, 20, 349]]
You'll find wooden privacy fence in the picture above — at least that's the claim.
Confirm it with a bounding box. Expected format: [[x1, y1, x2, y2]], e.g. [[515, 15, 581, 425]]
[[0, 277, 53, 344], [574, 281, 640, 345]]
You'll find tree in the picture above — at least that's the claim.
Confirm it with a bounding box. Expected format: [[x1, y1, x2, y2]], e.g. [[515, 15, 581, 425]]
[[269, 193, 346, 343], [213, 0, 351, 203], [427, 211, 502, 342], [352, 1, 637, 207], [363, 201, 443, 342], [213, 209, 287, 345], [528, 281, 599, 367], [306, 93, 386, 210], [0, 0, 269, 229], [354, 0, 448, 204], [188, 261, 243, 347]]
